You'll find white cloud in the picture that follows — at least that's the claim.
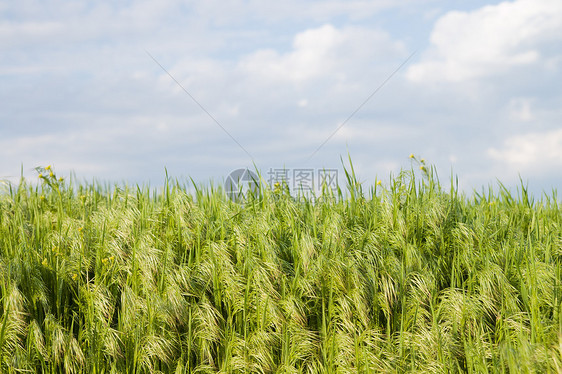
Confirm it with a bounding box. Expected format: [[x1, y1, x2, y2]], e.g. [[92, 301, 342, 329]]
[[192, 0, 407, 24], [238, 24, 405, 85], [0, 112, 221, 181], [407, 0, 562, 83], [238, 24, 343, 83], [506, 97, 535, 122], [488, 129, 562, 174], [0, 21, 65, 45], [1, 0, 561, 195]]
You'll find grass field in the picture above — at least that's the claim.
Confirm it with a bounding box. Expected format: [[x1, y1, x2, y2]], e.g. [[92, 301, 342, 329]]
[[1, 160, 562, 373]]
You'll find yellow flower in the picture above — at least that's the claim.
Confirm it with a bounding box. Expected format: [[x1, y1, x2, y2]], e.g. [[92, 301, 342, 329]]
[[49, 172, 54, 178], [58, 177, 64, 182], [38, 173, 43, 179], [46, 165, 51, 171], [40, 195, 45, 200], [72, 273, 78, 281], [409, 154, 415, 159], [42, 258, 48, 267], [376, 180, 382, 186], [420, 158, 425, 164], [420, 166, 426, 171]]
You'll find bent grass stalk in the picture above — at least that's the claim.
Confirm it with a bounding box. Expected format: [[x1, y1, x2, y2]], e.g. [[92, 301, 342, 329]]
[[0, 162, 561, 372]]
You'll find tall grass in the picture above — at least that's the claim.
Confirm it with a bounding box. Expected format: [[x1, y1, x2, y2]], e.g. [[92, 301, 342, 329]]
[[1, 162, 561, 373]]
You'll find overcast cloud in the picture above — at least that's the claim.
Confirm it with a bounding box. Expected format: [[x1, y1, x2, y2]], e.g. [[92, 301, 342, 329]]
[[1, 0, 561, 196]]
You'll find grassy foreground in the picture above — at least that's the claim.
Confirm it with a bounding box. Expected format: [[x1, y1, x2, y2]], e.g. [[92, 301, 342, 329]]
[[1, 163, 562, 373]]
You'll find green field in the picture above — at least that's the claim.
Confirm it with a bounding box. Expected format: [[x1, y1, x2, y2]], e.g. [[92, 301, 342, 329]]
[[1, 161, 562, 373]]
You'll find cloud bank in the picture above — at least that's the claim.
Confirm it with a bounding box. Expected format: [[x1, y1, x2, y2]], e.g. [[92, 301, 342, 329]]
[[1, 0, 561, 196]]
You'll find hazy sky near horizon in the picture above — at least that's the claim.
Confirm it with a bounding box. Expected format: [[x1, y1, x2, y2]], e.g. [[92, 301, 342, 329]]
[[1, 0, 561, 196]]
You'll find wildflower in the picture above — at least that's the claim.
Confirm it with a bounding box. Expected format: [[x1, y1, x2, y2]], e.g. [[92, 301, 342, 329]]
[[42, 258, 48, 267], [102, 257, 108, 264], [420, 158, 425, 164], [420, 166, 426, 171], [40, 195, 45, 201], [49, 172, 54, 178], [46, 165, 51, 171], [376, 180, 382, 186], [409, 154, 415, 159], [72, 273, 78, 281], [38, 173, 43, 179], [58, 177, 64, 182]]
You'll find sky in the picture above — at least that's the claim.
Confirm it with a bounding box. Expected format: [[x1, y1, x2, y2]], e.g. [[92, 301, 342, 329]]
[[1, 0, 562, 197]]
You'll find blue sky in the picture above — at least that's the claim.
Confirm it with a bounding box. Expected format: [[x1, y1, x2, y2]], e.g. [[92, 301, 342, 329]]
[[1, 0, 562, 196]]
